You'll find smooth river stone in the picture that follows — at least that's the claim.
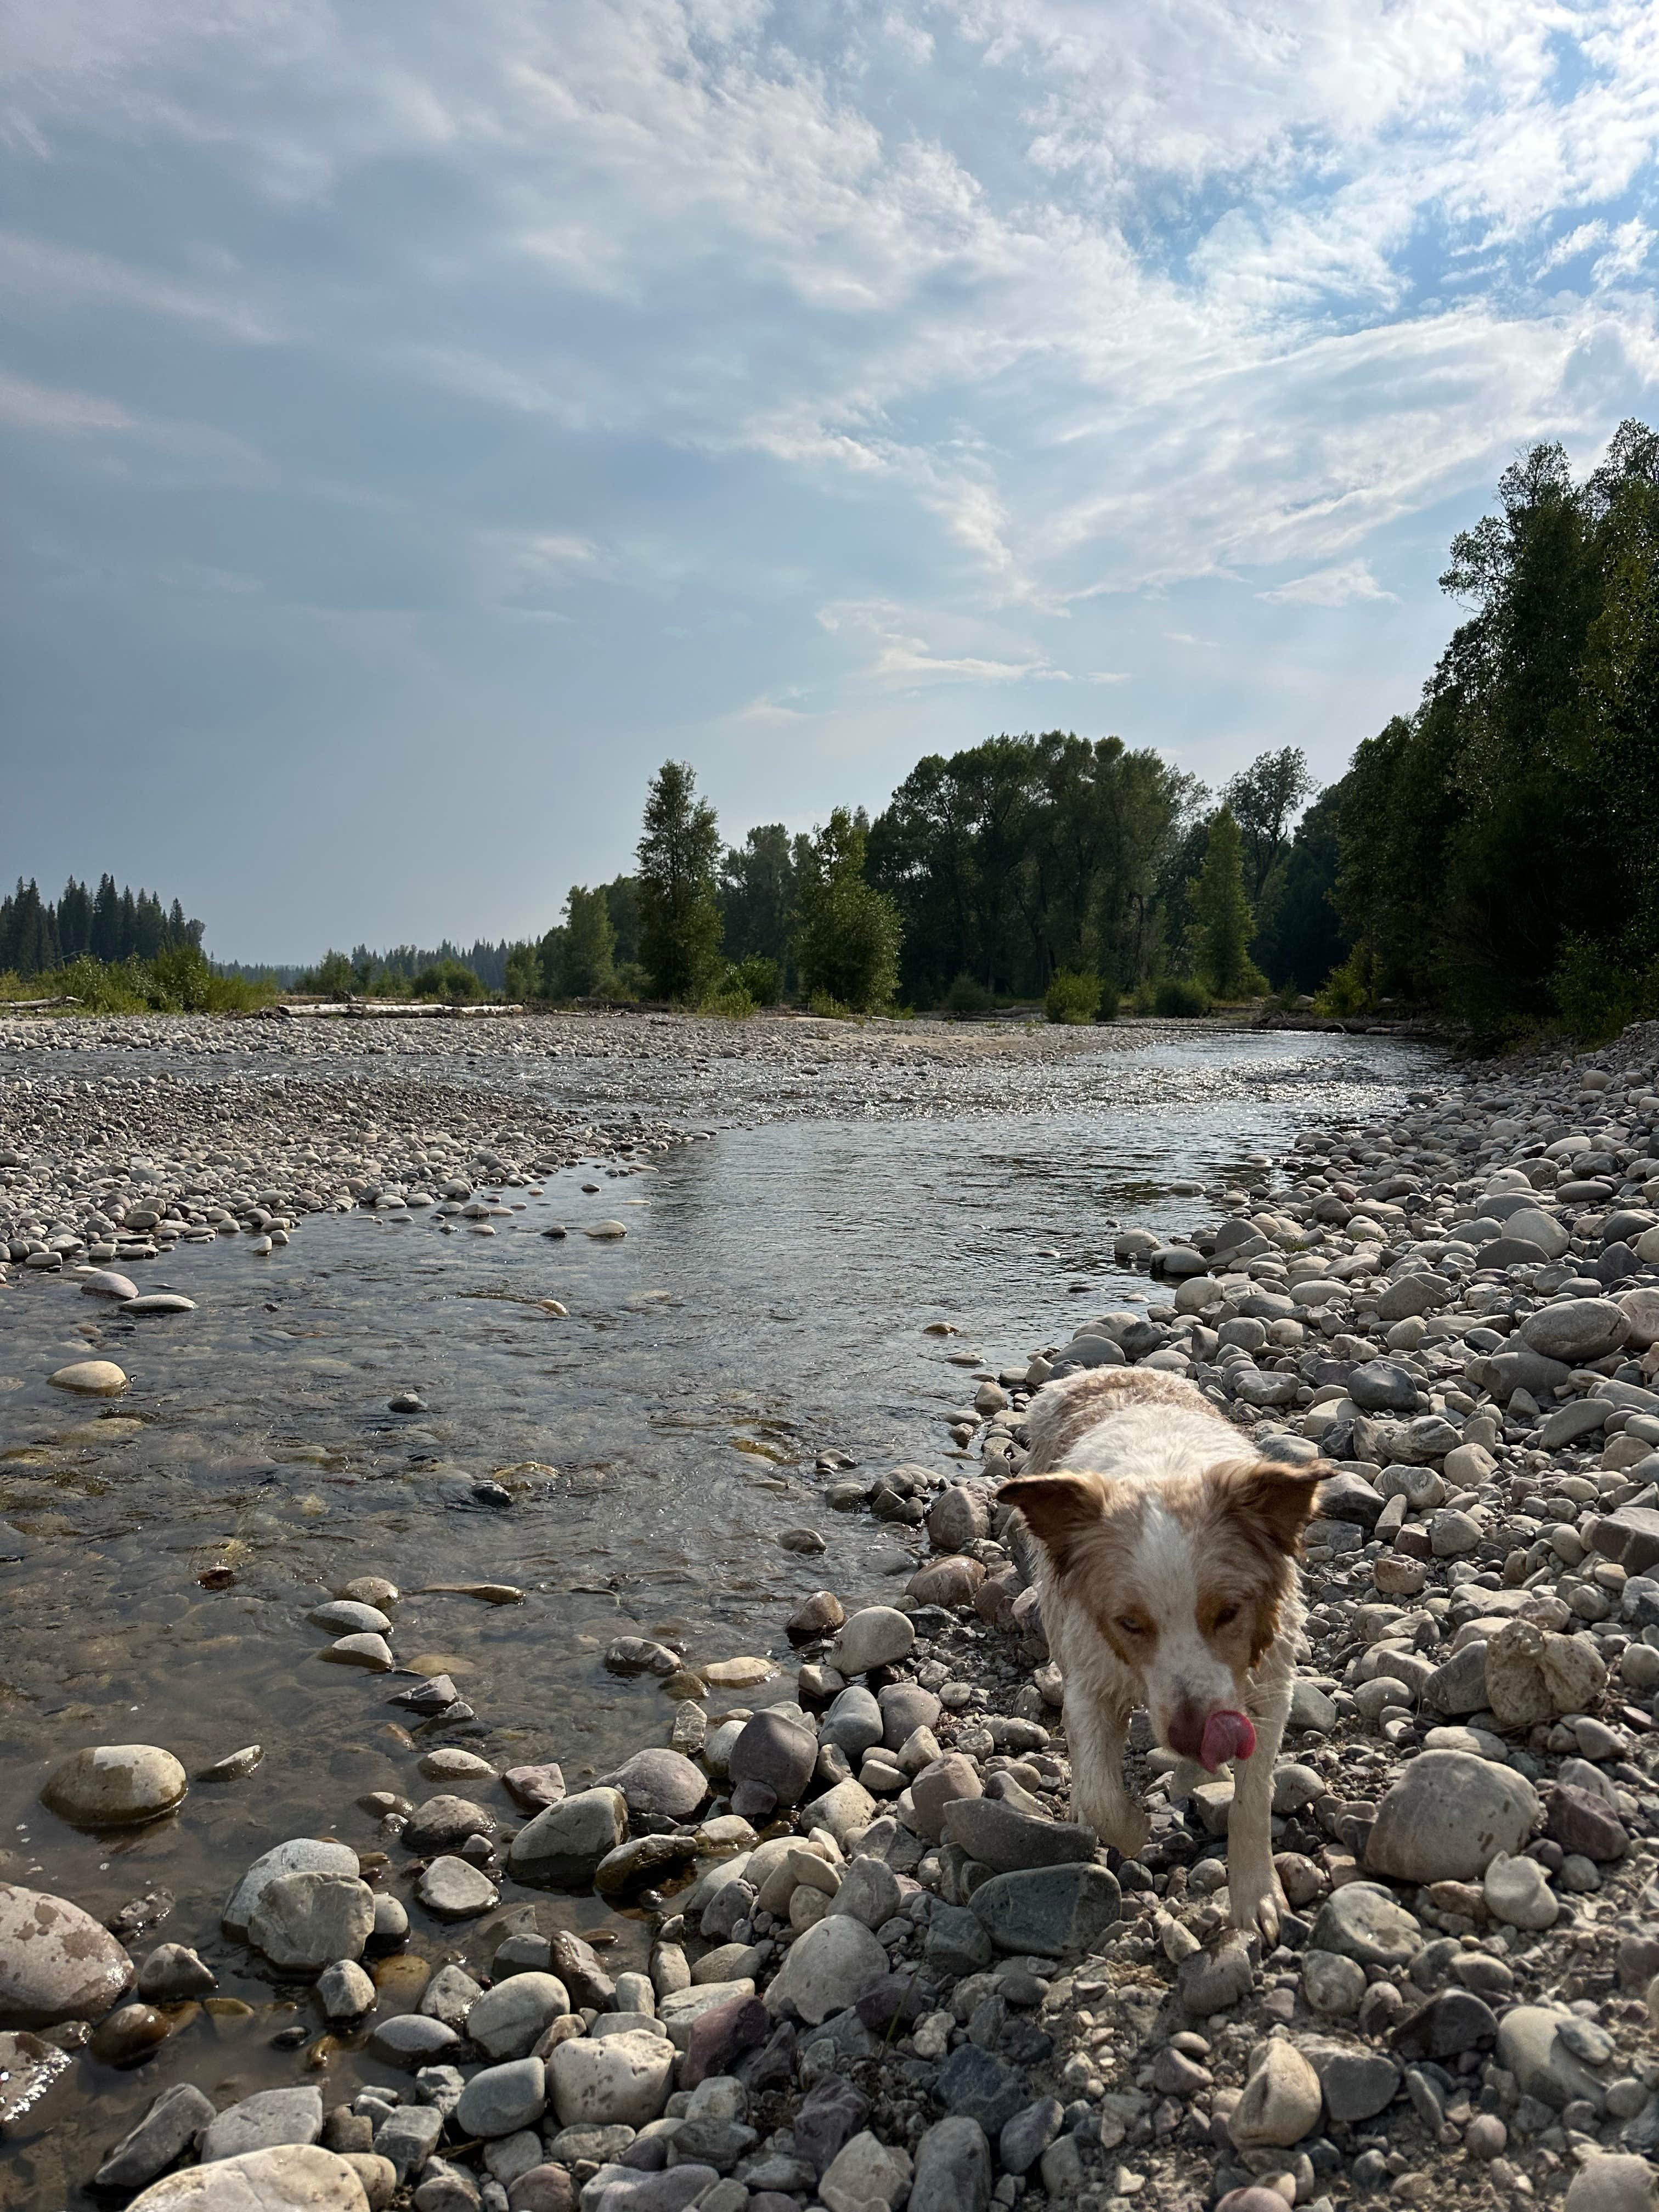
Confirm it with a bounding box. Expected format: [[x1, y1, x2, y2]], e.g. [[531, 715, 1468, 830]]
[[41, 1745, 187, 1827], [47, 1360, 128, 1396], [81, 1270, 138, 1300], [0, 1881, 136, 2028]]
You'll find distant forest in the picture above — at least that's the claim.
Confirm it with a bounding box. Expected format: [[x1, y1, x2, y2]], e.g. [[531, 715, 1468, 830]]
[[1, 876, 204, 975]]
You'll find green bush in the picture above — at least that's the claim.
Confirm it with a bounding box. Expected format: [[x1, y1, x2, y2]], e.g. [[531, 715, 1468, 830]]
[[733, 956, 781, 1005], [704, 982, 757, 1020], [608, 961, 647, 1002], [943, 973, 992, 1015], [1315, 952, 1373, 1018], [1044, 969, 1103, 1025], [0, 951, 273, 1014], [1550, 933, 1659, 1045], [808, 989, 854, 1019], [413, 958, 487, 1002], [1154, 977, 1212, 1017]]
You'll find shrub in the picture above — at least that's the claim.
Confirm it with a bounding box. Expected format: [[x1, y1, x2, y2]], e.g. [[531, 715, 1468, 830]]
[[1315, 952, 1373, 1019], [733, 956, 781, 1005], [705, 982, 757, 1020], [808, 989, 854, 1018], [1154, 977, 1212, 1017], [943, 973, 992, 1015], [1044, 969, 1103, 1025], [1550, 933, 1659, 1046], [413, 958, 487, 1002]]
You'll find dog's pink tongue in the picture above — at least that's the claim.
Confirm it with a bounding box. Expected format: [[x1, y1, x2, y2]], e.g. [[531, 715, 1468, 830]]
[[1200, 1709, 1256, 1771]]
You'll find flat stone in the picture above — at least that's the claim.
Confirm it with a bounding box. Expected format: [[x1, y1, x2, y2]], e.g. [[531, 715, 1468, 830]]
[[248, 1872, 376, 1970], [1309, 1884, 1433, 1973], [504, 1763, 566, 1811], [1295, 2037, 1401, 2123], [1365, 1752, 1538, 1883], [941, 1798, 1095, 1874], [120, 1294, 197, 1316], [417, 1856, 499, 1918], [95, 2083, 217, 2191], [321, 1633, 394, 1671], [41, 1744, 186, 1826], [201, 2085, 324, 2162], [1519, 1297, 1629, 1364], [0, 1879, 136, 2027], [968, 1864, 1120, 1956], [126, 2145, 372, 2209]]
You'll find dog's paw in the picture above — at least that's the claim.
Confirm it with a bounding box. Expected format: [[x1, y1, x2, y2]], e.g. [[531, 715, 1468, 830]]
[[1090, 1800, 1151, 1863], [1229, 1870, 1284, 1948]]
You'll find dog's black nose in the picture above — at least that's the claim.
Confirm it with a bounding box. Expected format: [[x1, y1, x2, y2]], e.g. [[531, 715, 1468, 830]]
[[1165, 1704, 1205, 1759]]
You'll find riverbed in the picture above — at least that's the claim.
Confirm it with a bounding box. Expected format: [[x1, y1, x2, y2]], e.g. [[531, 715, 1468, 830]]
[[0, 1015, 1438, 2203]]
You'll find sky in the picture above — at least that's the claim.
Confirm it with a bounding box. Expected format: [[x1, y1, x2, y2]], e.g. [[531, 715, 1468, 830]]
[[4, 1, 1658, 962]]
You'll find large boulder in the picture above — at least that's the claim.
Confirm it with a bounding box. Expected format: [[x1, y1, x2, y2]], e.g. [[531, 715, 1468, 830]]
[[1365, 1752, 1538, 1883], [599, 1750, 708, 1822], [0, 1881, 134, 2029], [1518, 1299, 1629, 1365]]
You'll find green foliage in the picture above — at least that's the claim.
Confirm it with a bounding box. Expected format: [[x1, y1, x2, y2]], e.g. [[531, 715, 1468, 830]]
[[720, 827, 799, 986], [1331, 421, 1659, 1034], [610, 960, 648, 1001], [1224, 748, 1317, 901], [503, 943, 542, 1002], [298, 949, 357, 998], [703, 980, 757, 1020], [555, 884, 617, 997], [794, 808, 902, 1013], [1043, 968, 1103, 1024], [1252, 787, 1349, 991], [637, 761, 724, 1001], [0, 874, 205, 978], [1315, 950, 1374, 1018], [1154, 976, 1211, 1017], [1188, 807, 1259, 997], [1549, 933, 1659, 1046], [732, 955, 781, 1005], [0, 949, 273, 1013], [413, 958, 487, 1002], [942, 973, 993, 1014], [868, 733, 1204, 1008], [807, 989, 854, 1018]]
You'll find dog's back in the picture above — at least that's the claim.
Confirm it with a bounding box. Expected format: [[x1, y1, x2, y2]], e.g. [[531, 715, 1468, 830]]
[[1022, 1363, 1247, 1486]]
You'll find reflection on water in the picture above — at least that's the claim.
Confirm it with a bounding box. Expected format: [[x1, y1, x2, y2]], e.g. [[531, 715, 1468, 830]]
[[0, 1026, 1437, 2200]]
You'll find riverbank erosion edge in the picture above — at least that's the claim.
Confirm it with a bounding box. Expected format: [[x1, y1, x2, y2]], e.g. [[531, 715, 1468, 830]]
[[2, 1024, 1659, 2211]]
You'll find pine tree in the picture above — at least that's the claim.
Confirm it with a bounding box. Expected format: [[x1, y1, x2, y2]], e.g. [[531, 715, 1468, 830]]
[[636, 762, 724, 1001]]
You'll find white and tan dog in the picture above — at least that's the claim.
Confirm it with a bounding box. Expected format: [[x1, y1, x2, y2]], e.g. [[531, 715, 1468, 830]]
[[1000, 1365, 1325, 1942]]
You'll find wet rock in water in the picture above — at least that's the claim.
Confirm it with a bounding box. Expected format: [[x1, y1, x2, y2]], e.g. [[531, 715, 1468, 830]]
[[418, 1857, 500, 1918], [457, 2056, 549, 2137], [548, 2030, 676, 2126], [0, 1879, 136, 2026], [405, 1795, 495, 1852], [604, 1640, 680, 1677], [317, 1959, 376, 2018], [786, 1590, 845, 1641], [81, 1268, 138, 1300], [94, 2081, 216, 2191], [1364, 1751, 1538, 1883], [342, 1577, 399, 1608], [504, 1762, 566, 1811], [309, 1599, 392, 1636], [122, 1294, 196, 1316], [201, 2084, 325, 2161], [127, 2145, 372, 2209], [599, 1749, 708, 1821], [90, 2002, 172, 2066], [388, 1672, 460, 1712], [47, 1358, 128, 1395], [248, 1871, 376, 1970], [420, 1747, 496, 1784], [196, 1745, 263, 1784], [0, 2030, 71, 2128], [777, 1527, 826, 1554], [509, 1789, 628, 1887], [833, 1607, 915, 1674], [137, 1943, 216, 2000], [41, 1743, 187, 1827], [320, 1632, 394, 1671]]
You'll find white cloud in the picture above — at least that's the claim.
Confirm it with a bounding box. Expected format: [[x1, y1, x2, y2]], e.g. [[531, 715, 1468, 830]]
[[0, 368, 135, 432], [1257, 558, 1398, 606]]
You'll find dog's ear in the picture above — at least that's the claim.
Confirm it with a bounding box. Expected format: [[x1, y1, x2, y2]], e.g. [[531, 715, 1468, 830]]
[[1214, 1457, 1328, 1555], [998, 1470, 1110, 1570]]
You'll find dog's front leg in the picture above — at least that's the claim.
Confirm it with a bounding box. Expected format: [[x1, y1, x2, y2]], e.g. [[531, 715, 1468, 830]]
[[1226, 1678, 1289, 1945], [1064, 1685, 1149, 1861]]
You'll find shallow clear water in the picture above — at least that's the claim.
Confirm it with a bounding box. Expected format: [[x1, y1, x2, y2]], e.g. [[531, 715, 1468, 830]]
[[0, 1025, 1438, 2203]]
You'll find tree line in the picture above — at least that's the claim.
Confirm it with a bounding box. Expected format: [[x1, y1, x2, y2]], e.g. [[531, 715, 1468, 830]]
[[0, 876, 204, 977]]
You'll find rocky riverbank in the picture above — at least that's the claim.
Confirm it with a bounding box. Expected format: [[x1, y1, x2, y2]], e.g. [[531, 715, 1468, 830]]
[[3, 1020, 1659, 2212]]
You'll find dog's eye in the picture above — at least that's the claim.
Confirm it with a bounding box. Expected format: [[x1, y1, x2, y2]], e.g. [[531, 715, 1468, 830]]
[[1214, 1604, 1240, 1629], [1116, 1616, 1148, 1637]]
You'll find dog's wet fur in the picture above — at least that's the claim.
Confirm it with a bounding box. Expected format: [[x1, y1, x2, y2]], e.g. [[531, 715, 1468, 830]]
[[1000, 1365, 1327, 1942]]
